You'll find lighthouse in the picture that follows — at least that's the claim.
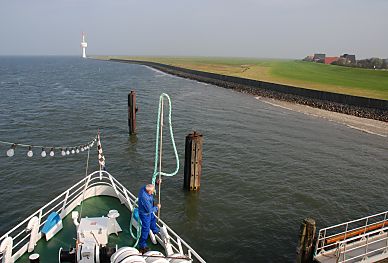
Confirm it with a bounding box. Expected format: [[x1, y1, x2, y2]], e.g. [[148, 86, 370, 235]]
[[81, 32, 88, 58]]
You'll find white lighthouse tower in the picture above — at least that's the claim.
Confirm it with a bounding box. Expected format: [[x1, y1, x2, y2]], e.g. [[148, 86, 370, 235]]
[[81, 32, 88, 58]]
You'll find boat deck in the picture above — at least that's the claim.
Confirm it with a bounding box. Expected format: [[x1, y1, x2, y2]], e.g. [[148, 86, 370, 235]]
[[15, 195, 162, 263], [2, 171, 205, 262]]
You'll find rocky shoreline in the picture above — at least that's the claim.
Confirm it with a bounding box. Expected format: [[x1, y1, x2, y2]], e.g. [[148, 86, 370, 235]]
[[109, 59, 388, 122]]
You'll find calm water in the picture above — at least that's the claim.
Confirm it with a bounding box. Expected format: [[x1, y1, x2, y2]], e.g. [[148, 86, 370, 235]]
[[0, 57, 387, 262]]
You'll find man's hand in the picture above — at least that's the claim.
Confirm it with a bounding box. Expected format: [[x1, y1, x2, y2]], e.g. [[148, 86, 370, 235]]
[[157, 204, 161, 209], [156, 178, 162, 185]]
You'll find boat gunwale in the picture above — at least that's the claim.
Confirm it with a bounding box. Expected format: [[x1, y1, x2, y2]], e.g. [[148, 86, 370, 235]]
[[0, 170, 206, 263], [315, 210, 388, 255]]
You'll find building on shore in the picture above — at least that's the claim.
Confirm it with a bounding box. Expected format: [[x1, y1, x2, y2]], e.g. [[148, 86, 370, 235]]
[[303, 53, 355, 65], [313, 53, 326, 62], [340, 54, 356, 64], [324, 57, 339, 64]]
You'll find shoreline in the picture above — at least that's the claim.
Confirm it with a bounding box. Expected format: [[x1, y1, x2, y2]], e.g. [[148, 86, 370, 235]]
[[257, 97, 388, 137], [143, 62, 388, 137], [107, 59, 388, 123]]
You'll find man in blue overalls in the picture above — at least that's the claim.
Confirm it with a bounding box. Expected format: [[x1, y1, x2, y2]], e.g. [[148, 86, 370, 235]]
[[138, 184, 161, 253]]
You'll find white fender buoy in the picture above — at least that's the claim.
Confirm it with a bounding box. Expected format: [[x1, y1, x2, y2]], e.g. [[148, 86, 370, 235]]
[[26, 216, 40, 253], [144, 251, 169, 263], [111, 247, 144, 263], [0, 236, 14, 263]]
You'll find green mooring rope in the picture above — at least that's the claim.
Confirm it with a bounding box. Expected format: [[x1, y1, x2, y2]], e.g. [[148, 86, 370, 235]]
[[130, 94, 179, 247], [130, 205, 142, 247], [151, 93, 180, 186]]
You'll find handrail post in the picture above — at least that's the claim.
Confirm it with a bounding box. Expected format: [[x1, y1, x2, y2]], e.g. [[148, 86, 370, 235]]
[[38, 210, 42, 227], [123, 188, 133, 211], [61, 190, 70, 215], [323, 229, 327, 250], [177, 238, 184, 254], [335, 243, 340, 261], [107, 172, 120, 198], [315, 230, 323, 255], [364, 218, 369, 234]]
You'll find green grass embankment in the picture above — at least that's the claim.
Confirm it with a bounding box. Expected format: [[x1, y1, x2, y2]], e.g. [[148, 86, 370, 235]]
[[100, 56, 388, 100]]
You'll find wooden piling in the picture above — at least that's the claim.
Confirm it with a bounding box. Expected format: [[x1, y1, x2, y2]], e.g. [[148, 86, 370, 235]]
[[128, 91, 137, 135], [183, 131, 203, 191], [296, 217, 316, 263]]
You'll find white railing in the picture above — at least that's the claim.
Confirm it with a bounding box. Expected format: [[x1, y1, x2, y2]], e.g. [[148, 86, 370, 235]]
[[315, 211, 388, 257], [335, 225, 388, 263], [0, 170, 206, 263]]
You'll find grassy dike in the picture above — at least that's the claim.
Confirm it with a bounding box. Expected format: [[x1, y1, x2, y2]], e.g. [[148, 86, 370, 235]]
[[99, 56, 388, 100]]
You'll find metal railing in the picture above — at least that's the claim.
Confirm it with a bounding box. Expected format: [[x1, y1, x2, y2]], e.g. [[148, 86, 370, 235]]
[[315, 211, 388, 257], [0, 170, 206, 263], [335, 225, 388, 263]]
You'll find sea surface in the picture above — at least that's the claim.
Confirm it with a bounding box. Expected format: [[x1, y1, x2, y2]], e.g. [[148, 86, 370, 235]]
[[0, 56, 387, 262]]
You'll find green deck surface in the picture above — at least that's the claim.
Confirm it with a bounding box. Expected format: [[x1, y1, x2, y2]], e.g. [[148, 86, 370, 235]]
[[16, 195, 162, 262]]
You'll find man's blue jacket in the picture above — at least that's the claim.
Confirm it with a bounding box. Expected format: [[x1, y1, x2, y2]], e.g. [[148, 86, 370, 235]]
[[138, 186, 158, 216]]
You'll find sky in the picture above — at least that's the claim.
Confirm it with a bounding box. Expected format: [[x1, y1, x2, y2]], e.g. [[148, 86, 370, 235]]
[[0, 0, 387, 59]]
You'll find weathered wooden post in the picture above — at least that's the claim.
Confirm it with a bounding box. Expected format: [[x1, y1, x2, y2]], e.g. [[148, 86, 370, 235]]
[[128, 91, 137, 135], [296, 217, 316, 263], [183, 131, 203, 191]]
